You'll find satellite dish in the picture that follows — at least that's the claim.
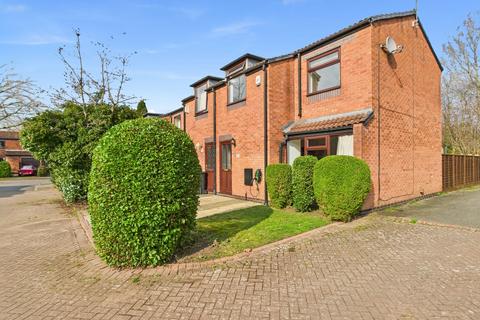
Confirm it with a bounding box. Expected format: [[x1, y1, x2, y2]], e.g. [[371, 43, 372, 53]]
[[383, 36, 403, 54]]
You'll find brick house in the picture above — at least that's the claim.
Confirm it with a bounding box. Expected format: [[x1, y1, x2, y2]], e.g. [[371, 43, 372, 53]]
[[0, 131, 39, 174], [154, 10, 443, 209]]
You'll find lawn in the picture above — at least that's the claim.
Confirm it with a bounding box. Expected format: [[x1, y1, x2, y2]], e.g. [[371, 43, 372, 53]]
[[177, 206, 329, 262]]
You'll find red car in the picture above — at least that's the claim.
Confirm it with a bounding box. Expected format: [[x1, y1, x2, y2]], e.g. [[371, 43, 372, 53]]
[[18, 165, 37, 176]]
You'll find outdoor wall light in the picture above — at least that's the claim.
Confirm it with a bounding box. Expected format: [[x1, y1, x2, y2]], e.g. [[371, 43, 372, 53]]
[[231, 137, 236, 147]]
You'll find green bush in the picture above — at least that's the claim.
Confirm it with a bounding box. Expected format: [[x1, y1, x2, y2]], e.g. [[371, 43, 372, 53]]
[[313, 156, 371, 222], [37, 165, 49, 177], [0, 161, 11, 178], [266, 164, 292, 209], [88, 118, 201, 267], [292, 156, 318, 212]]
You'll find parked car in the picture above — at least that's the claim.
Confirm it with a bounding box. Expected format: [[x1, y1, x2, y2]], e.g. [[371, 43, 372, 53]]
[[18, 165, 37, 176]]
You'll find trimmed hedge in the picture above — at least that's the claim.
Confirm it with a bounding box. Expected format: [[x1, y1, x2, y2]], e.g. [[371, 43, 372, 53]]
[[266, 164, 292, 209], [313, 156, 371, 222], [0, 161, 11, 178], [88, 118, 201, 267], [292, 156, 318, 212]]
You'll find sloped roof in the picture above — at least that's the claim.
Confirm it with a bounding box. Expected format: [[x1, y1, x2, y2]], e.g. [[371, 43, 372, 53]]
[[283, 108, 373, 135], [0, 131, 19, 140]]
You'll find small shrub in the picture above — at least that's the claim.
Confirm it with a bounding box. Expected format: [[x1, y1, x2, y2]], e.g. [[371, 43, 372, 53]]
[[0, 161, 11, 178], [88, 118, 201, 267], [292, 156, 318, 212], [313, 156, 371, 222], [37, 165, 49, 177], [54, 170, 89, 203], [266, 164, 292, 209]]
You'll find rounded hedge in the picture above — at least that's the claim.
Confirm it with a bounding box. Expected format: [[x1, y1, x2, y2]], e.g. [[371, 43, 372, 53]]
[[292, 156, 318, 212], [88, 118, 201, 267], [313, 156, 371, 221], [0, 161, 11, 178], [266, 163, 292, 208]]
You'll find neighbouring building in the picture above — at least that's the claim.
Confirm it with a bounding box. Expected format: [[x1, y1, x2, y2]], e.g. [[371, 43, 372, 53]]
[[153, 10, 443, 209], [0, 131, 39, 174]]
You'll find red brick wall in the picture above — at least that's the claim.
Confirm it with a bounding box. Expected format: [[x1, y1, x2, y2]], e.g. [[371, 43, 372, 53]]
[[368, 17, 442, 207], [294, 27, 373, 120], [214, 69, 266, 201], [184, 98, 212, 171]]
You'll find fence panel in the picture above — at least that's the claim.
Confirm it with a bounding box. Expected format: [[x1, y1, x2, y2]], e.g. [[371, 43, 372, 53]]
[[442, 154, 480, 191]]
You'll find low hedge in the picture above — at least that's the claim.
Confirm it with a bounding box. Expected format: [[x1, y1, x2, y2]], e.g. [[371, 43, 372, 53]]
[[0, 161, 11, 178], [88, 118, 201, 267], [37, 165, 49, 177], [266, 164, 292, 209], [292, 156, 318, 212], [313, 156, 371, 222]]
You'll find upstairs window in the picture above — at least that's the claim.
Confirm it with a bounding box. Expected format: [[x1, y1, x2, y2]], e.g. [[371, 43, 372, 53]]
[[195, 83, 208, 114], [307, 48, 341, 95], [0, 140, 4, 148], [228, 74, 246, 104], [173, 115, 181, 128]]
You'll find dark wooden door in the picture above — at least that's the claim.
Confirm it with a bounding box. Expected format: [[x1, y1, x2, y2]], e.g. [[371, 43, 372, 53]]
[[205, 142, 215, 192], [220, 141, 232, 195]]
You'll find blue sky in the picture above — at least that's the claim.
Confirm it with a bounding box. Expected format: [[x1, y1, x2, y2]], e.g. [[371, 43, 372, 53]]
[[0, 0, 478, 113]]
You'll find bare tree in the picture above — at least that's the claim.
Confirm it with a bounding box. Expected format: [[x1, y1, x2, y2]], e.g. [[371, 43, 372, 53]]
[[0, 65, 44, 130], [442, 13, 480, 155], [52, 29, 136, 116]]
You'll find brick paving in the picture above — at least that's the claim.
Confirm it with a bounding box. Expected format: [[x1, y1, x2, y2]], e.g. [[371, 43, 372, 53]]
[[1, 184, 480, 319]]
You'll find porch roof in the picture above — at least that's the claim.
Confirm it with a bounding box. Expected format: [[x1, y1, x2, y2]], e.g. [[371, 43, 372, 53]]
[[283, 108, 373, 135]]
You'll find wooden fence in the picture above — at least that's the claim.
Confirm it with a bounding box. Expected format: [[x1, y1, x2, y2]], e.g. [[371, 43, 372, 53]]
[[442, 154, 480, 191]]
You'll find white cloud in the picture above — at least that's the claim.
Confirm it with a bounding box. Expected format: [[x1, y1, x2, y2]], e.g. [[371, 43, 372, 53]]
[[210, 20, 261, 37], [169, 7, 204, 20], [0, 3, 27, 13]]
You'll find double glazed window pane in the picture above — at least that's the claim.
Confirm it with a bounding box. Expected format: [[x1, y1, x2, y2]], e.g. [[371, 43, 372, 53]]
[[221, 144, 232, 170], [195, 84, 207, 113], [206, 145, 215, 170], [308, 63, 340, 93], [308, 52, 338, 69], [174, 116, 181, 128], [228, 75, 246, 104]]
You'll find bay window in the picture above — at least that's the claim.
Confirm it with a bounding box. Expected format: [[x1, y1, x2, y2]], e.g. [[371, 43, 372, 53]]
[[287, 133, 353, 164], [307, 48, 341, 95]]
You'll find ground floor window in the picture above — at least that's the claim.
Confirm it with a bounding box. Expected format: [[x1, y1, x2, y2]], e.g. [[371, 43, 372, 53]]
[[287, 133, 353, 164]]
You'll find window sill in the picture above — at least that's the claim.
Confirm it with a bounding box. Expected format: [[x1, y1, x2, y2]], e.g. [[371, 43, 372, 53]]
[[227, 99, 246, 107], [306, 86, 341, 97], [195, 110, 208, 117]]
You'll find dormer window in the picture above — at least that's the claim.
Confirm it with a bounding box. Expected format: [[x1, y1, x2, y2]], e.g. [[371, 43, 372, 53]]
[[195, 83, 208, 114], [307, 48, 341, 95]]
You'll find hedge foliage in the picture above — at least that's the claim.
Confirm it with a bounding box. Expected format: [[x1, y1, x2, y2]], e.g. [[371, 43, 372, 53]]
[[292, 156, 318, 212], [0, 161, 11, 178], [313, 156, 371, 222], [266, 164, 292, 209], [88, 118, 201, 267]]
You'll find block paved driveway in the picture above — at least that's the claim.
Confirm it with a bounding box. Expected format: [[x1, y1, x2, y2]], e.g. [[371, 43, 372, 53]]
[[1, 179, 480, 319]]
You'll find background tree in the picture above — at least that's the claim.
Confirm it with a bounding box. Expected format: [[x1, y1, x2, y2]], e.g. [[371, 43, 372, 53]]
[[0, 65, 44, 130], [52, 29, 137, 115], [442, 13, 480, 155], [136, 99, 147, 116]]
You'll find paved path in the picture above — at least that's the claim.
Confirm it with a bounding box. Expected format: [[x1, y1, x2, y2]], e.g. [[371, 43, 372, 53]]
[[197, 195, 259, 218], [381, 187, 480, 228], [1, 181, 480, 319]]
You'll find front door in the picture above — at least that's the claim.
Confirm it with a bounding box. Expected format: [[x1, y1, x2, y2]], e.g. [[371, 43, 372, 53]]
[[205, 142, 215, 192], [220, 141, 232, 195]]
